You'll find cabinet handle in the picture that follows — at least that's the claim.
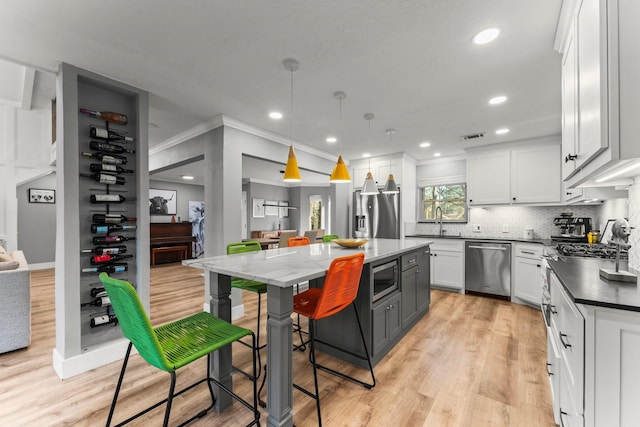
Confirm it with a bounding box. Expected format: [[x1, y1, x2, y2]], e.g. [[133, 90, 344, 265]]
[[434, 253, 438, 257], [565, 153, 578, 163], [409, 259, 416, 264], [386, 306, 390, 310], [550, 305, 557, 315], [546, 362, 553, 376], [559, 410, 568, 427], [423, 250, 429, 254], [536, 264, 541, 268], [566, 191, 573, 196], [559, 333, 572, 348], [512, 197, 516, 201], [469, 199, 473, 203], [521, 250, 535, 255]]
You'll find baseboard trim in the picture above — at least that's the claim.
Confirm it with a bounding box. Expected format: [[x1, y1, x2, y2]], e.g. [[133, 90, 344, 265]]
[[52, 338, 131, 379]]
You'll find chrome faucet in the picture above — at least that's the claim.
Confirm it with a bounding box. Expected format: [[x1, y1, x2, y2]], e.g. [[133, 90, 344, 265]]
[[435, 206, 443, 237]]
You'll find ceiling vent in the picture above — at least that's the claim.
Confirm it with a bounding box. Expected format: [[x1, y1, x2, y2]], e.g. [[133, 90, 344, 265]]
[[460, 132, 485, 141]]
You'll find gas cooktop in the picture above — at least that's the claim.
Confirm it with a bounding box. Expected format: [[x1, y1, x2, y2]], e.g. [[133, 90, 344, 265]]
[[556, 243, 629, 260]]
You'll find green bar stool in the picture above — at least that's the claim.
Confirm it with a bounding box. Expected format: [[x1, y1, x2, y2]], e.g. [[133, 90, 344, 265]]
[[227, 241, 268, 380], [99, 273, 260, 427], [322, 234, 339, 243]]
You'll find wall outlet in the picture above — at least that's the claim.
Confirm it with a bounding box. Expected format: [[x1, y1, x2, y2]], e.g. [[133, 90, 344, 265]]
[[502, 224, 509, 233], [472, 224, 481, 232]]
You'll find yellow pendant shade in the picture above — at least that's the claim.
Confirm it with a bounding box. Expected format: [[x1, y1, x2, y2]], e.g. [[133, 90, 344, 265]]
[[283, 145, 301, 182], [329, 155, 351, 183]]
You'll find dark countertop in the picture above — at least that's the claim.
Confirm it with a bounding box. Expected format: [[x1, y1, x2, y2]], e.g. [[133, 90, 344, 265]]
[[548, 257, 640, 312], [405, 235, 554, 246]]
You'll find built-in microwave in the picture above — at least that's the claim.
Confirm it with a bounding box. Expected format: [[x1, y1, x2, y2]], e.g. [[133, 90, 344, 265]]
[[372, 260, 399, 302]]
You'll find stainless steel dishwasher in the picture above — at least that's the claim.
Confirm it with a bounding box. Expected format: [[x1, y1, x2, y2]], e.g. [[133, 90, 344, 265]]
[[465, 241, 511, 298]]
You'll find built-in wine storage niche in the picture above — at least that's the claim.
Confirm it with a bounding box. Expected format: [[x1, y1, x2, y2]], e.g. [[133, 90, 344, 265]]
[[54, 63, 150, 379]]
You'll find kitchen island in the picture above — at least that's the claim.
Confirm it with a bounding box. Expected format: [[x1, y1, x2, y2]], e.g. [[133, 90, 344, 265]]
[[547, 256, 640, 426], [184, 237, 431, 427]]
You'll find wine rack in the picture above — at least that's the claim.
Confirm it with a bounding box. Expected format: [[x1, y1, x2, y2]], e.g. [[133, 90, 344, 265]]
[[54, 63, 149, 379]]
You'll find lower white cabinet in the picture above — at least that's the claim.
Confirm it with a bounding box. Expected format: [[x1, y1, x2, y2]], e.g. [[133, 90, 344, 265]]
[[513, 243, 543, 306], [429, 239, 464, 291]]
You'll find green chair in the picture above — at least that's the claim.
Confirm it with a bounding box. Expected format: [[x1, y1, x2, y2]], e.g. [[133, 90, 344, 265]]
[[227, 241, 268, 380], [322, 234, 339, 243], [99, 273, 260, 427]]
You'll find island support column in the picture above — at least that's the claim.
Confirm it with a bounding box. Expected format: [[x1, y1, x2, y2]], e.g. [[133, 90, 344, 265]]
[[208, 271, 234, 411], [267, 284, 294, 427]]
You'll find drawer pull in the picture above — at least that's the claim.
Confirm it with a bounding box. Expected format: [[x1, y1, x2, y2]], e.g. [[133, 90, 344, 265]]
[[408, 259, 416, 264], [559, 333, 572, 348], [521, 250, 535, 255], [560, 410, 568, 427], [546, 362, 553, 376]]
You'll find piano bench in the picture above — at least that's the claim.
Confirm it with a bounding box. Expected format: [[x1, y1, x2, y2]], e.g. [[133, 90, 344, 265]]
[[151, 245, 189, 266]]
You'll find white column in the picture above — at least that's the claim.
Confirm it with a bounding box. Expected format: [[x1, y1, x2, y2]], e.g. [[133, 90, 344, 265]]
[[628, 175, 640, 271], [0, 105, 18, 251]]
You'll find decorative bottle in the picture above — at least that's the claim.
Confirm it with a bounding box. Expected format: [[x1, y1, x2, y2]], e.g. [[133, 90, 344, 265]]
[[89, 126, 133, 143], [81, 151, 128, 165], [79, 108, 128, 125], [80, 173, 126, 185], [89, 141, 135, 154]]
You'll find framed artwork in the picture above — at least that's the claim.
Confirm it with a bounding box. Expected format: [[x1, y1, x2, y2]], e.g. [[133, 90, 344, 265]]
[[189, 201, 205, 258], [265, 200, 279, 216], [279, 201, 289, 218], [252, 198, 265, 218], [149, 188, 177, 215], [29, 188, 55, 204]]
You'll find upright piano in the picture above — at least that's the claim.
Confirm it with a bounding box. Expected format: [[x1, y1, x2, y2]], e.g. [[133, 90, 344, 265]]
[[150, 222, 195, 265]]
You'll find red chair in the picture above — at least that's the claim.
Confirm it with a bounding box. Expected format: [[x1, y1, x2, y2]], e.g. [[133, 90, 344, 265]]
[[288, 236, 310, 246], [292, 253, 376, 426]]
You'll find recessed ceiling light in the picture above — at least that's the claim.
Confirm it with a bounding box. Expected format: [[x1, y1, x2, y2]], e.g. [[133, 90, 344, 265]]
[[489, 96, 507, 105], [326, 136, 337, 143], [268, 111, 283, 119], [362, 153, 371, 158], [182, 175, 194, 180], [473, 28, 500, 45], [495, 128, 510, 135], [434, 152, 441, 157], [419, 142, 431, 148]]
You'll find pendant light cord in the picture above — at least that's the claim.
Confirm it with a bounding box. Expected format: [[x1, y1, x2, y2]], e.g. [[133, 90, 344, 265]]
[[290, 68, 294, 145]]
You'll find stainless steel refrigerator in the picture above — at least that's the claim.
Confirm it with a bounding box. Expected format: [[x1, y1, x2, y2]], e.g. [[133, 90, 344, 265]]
[[353, 189, 401, 239]]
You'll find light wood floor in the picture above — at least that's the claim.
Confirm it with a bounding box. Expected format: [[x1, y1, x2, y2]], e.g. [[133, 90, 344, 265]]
[[0, 264, 555, 427]]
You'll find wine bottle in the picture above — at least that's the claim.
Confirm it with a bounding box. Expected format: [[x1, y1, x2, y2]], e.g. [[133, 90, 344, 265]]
[[90, 287, 106, 297], [90, 314, 118, 328], [90, 141, 135, 154], [92, 214, 136, 224], [82, 295, 111, 307], [81, 263, 128, 274], [89, 164, 133, 174], [92, 235, 136, 244], [90, 254, 134, 265], [90, 194, 127, 204], [82, 245, 128, 255], [80, 173, 126, 185], [81, 151, 128, 165], [90, 126, 133, 143], [80, 108, 128, 125], [91, 224, 137, 234]]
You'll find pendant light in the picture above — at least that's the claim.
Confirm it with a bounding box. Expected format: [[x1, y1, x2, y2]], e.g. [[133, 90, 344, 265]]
[[282, 58, 301, 182], [329, 91, 351, 183], [361, 113, 379, 195], [382, 129, 400, 194]]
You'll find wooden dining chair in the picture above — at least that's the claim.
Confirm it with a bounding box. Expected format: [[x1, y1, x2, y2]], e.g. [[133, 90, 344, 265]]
[[227, 241, 268, 381], [277, 231, 297, 248], [98, 273, 260, 427], [304, 230, 318, 243], [292, 253, 376, 426]]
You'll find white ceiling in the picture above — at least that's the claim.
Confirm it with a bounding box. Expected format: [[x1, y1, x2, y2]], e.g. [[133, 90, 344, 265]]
[[0, 0, 562, 164]]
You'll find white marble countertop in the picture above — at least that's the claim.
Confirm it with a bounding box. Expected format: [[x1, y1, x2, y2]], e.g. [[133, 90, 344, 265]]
[[183, 238, 432, 288]]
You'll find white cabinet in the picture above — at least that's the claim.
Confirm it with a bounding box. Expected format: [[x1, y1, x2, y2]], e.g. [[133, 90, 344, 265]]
[[513, 244, 543, 306], [429, 239, 464, 292], [466, 150, 510, 205], [466, 142, 561, 205], [511, 145, 561, 204], [351, 157, 402, 188], [559, 0, 640, 186], [587, 306, 640, 426]]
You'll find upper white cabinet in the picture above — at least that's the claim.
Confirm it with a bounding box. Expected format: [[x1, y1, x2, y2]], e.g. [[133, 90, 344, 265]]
[[558, 0, 640, 186], [466, 140, 561, 206], [352, 157, 402, 188]]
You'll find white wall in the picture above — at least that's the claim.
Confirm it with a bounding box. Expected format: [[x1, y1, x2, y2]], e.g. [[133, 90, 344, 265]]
[[628, 176, 640, 271]]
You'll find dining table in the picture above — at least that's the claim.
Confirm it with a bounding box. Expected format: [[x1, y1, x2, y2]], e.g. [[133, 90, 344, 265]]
[[183, 237, 431, 427]]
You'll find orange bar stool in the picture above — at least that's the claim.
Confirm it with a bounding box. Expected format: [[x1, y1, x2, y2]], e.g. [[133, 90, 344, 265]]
[[227, 241, 268, 381], [292, 253, 376, 426], [287, 235, 312, 351], [288, 236, 310, 246]]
